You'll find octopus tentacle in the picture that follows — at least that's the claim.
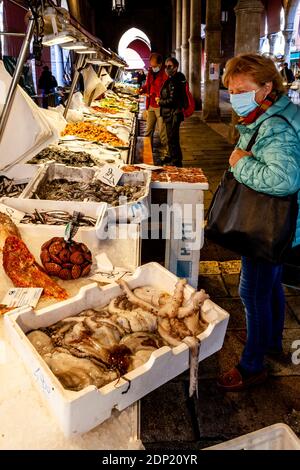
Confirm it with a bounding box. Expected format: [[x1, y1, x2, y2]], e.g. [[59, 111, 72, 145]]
[[117, 279, 159, 315]]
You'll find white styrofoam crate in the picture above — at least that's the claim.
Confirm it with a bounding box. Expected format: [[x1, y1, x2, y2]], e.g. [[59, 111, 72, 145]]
[[0, 164, 40, 198], [0, 197, 107, 240], [0, 222, 141, 310], [21, 162, 150, 223], [0, 319, 143, 450], [5, 262, 229, 437], [205, 424, 300, 450]]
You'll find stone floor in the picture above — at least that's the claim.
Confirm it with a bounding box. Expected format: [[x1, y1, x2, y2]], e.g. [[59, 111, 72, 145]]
[[139, 105, 300, 450]]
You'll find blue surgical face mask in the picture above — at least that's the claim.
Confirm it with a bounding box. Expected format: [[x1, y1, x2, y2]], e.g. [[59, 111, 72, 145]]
[[152, 66, 160, 73], [230, 89, 261, 116]]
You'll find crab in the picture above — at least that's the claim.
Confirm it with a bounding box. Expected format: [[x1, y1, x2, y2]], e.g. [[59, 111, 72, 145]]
[[40, 237, 92, 280]]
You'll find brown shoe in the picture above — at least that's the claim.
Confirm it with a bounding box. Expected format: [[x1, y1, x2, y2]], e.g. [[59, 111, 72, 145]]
[[217, 366, 268, 392]]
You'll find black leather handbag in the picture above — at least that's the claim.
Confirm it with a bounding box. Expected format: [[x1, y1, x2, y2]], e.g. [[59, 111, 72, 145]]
[[205, 116, 299, 264]]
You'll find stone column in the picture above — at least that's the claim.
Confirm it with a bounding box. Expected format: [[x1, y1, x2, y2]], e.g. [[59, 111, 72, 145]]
[[228, 0, 264, 142], [202, 0, 221, 122], [175, 0, 182, 65], [189, 0, 201, 109], [172, 0, 177, 56], [259, 36, 266, 53], [234, 0, 265, 55], [268, 32, 278, 55], [282, 29, 294, 65], [181, 0, 190, 78]]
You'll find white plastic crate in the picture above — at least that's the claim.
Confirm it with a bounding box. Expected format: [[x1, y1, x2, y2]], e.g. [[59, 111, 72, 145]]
[[5, 262, 229, 437], [205, 424, 300, 450], [0, 196, 107, 241], [0, 222, 141, 309], [0, 164, 40, 198], [21, 162, 150, 223]]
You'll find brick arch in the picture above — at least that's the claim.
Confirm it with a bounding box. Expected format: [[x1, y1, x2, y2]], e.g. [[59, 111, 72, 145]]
[[118, 27, 151, 69]]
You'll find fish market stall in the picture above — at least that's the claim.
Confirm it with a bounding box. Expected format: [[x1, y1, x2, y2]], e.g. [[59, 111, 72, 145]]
[[4, 263, 229, 438]]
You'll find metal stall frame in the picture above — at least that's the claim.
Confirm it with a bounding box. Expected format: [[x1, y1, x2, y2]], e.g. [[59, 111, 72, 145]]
[[0, 13, 35, 142]]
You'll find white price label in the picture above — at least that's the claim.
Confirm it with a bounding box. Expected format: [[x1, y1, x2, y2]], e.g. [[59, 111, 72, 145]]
[[96, 164, 124, 187], [0, 203, 25, 223], [1, 287, 43, 308]]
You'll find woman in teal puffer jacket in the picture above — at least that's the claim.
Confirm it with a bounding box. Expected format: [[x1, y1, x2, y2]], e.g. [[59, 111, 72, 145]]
[[216, 54, 300, 392]]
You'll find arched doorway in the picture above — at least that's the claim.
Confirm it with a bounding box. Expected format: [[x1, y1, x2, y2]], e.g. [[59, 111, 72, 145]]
[[118, 28, 151, 69]]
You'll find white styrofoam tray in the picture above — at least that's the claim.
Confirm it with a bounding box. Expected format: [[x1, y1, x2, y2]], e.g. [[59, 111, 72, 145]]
[[0, 196, 107, 240], [204, 423, 300, 450], [0, 222, 141, 310], [5, 262, 229, 437], [21, 163, 150, 223]]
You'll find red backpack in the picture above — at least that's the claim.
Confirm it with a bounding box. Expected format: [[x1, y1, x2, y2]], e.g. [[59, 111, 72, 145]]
[[183, 82, 195, 119]]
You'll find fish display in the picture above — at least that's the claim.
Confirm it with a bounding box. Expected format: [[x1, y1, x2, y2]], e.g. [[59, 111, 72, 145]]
[[32, 178, 146, 206], [0, 175, 27, 197], [61, 122, 126, 147], [28, 147, 96, 167], [0, 212, 21, 251], [3, 235, 68, 300], [21, 210, 96, 226], [27, 280, 209, 393]]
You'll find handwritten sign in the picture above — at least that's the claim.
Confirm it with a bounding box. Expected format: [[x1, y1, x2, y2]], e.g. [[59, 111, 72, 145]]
[[0, 203, 25, 224], [95, 164, 123, 187], [89, 270, 129, 284]]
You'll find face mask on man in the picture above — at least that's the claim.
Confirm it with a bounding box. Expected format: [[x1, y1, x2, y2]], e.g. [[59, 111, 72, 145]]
[[165, 65, 175, 76], [229, 89, 261, 117], [152, 66, 160, 73]]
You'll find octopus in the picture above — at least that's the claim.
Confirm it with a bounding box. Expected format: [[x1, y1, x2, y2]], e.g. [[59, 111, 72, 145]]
[[27, 279, 210, 396]]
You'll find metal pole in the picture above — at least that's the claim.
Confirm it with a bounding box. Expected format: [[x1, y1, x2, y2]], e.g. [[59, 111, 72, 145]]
[[0, 15, 35, 142], [0, 32, 26, 37], [63, 54, 85, 118]]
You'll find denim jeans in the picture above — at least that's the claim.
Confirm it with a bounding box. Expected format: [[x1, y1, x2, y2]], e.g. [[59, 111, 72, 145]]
[[239, 256, 285, 374]]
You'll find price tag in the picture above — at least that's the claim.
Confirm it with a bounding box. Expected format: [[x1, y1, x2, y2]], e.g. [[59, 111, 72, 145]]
[[0, 203, 25, 224], [89, 269, 129, 284], [95, 164, 124, 187], [64, 211, 81, 243], [1, 287, 43, 308]]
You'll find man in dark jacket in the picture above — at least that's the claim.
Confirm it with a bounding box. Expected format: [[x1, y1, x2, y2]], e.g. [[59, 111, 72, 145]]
[[140, 53, 168, 158], [280, 62, 295, 85], [157, 57, 187, 167], [38, 66, 58, 108]]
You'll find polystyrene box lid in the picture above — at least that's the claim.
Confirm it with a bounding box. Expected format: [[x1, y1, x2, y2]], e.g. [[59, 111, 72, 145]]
[[204, 423, 300, 450], [0, 61, 58, 172]]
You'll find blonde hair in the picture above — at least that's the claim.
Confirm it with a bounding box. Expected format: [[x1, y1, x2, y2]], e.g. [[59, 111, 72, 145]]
[[223, 53, 285, 94]]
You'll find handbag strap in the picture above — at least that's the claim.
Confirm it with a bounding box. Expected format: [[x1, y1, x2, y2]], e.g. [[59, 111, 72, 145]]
[[246, 114, 290, 152]]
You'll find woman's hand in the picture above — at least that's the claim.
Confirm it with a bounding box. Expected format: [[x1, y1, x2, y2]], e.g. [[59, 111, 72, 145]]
[[229, 148, 252, 168], [155, 97, 160, 104]]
